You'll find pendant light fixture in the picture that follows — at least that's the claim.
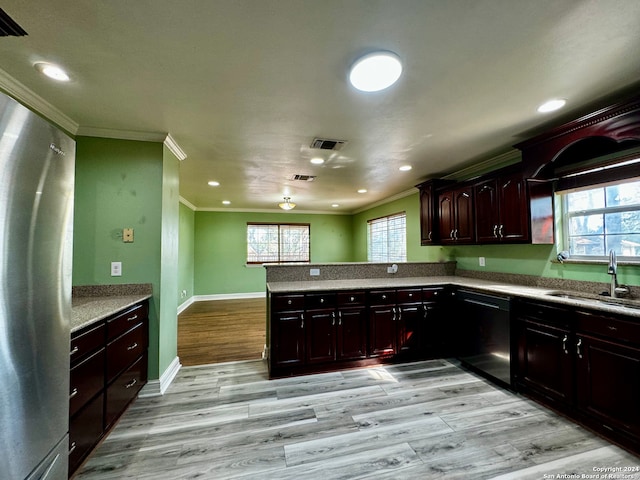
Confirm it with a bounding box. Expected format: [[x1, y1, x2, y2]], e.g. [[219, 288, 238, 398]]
[[278, 197, 296, 210]]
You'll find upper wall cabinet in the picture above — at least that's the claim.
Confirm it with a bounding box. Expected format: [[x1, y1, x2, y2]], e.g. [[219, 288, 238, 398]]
[[475, 171, 529, 243], [438, 185, 475, 244], [416, 179, 452, 245]]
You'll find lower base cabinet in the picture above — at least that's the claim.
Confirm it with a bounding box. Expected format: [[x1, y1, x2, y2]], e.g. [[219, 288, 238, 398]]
[[515, 299, 640, 454], [69, 300, 149, 477], [268, 287, 445, 377]]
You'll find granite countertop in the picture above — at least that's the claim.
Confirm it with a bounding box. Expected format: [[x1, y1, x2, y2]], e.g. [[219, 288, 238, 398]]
[[267, 276, 640, 319], [71, 284, 152, 333]]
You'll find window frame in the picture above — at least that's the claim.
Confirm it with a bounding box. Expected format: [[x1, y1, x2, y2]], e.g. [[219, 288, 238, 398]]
[[560, 178, 640, 260], [246, 222, 311, 265], [367, 211, 407, 263]]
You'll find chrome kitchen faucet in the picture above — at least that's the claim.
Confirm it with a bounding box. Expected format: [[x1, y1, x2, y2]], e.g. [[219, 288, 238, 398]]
[[608, 249, 630, 298]]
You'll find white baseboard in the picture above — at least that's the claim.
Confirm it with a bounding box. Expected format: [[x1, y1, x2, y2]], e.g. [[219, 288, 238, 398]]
[[177, 297, 195, 314], [138, 356, 182, 397], [194, 291, 265, 301]]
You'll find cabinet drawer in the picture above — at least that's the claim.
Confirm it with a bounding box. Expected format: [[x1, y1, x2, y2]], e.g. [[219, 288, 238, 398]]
[[272, 294, 304, 312], [105, 355, 147, 428], [576, 310, 640, 345], [70, 347, 105, 417], [423, 287, 444, 301], [516, 300, 571, 328], [369, 290, 396, 305], [70, 322, 105, 366], [397, 288, 422, 304], [69, 392, 104, 474], [337, 291, 365, 306], [107, 324, 147, 383], [306, 292, 336, 309], [107, 302, 148, 341]]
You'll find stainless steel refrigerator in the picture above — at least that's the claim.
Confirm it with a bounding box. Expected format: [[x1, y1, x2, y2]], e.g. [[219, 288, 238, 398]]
[[0, 92, 75, 479]]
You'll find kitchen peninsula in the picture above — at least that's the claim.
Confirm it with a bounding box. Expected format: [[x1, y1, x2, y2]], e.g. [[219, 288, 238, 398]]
[[266, 262, 640, 454]]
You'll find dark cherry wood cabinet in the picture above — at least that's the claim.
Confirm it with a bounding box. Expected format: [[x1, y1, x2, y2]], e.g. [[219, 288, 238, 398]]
[[574, 310, 640, 444], [515, 300, 574, 407], [269, 286, 446, 377], [475, 172, 529, 243], [416, 180, 452, 245], [438, 186, 475, 244], [69, 300, 148, 477], [336, 292, 367, 361], [368, 290, 397, 357], [271, 297, 306, 368], [515, 298, 640, 453]]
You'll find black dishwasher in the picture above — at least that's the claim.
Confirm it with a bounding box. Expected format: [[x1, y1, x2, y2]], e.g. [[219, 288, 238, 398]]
[[454, 289, 512, 387]]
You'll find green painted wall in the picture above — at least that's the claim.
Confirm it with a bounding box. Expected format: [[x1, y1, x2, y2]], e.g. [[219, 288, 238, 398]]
[[194, 211, 353, 294], [352, 192, 447, 263], [73, 136, 173, 380], [178, 202, 195, 304], [352, 191, 640, 288], [158, 145, 180, 375]]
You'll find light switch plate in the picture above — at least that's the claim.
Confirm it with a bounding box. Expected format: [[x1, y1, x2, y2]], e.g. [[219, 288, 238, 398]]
[[310, 268, 320, 276]]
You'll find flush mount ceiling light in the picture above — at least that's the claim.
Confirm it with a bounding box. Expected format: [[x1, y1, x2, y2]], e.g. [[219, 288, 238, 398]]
[[278, 197, 296, 210], [399, 165, 412, 171], [357, 188, 368, 194], [537, 98, 566, 113], [207, 180, 220, 186], [34, 62, 70, 82], [310, 157, 325, 165], [349, 51, 402, 92]]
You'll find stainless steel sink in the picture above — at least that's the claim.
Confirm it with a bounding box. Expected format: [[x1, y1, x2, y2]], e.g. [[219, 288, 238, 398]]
[[545, 291, 640, 310]]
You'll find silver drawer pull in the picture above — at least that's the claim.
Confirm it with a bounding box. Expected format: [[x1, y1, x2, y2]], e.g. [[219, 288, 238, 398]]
[[127, 342, 139, 351], [607, 325, 617, 331], [69, 442, 77, 455], [350, 296, 355, 302], [125, 379, 137, 389], [127, 314, 138, 322], [69, 388, 78, 400], [70, 346, 79, 356]]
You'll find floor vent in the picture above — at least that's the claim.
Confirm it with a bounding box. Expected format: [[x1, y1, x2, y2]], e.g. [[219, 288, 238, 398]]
[[310, 137, 347, 151], [0, 9, 28, 37], [289, 174, 316, 182]]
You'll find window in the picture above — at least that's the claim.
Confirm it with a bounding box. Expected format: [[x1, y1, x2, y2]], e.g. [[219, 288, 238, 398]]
[[247, 223, 310, 264], [367, 212, 406, 262], [562, 179, 640, 258]]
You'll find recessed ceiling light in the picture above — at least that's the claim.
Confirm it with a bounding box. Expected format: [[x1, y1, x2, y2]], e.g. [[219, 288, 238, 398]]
[[537, 99, 566, 113], [208, 181, 220, 186], [331, 203, 340, 208], [34, 62, 70, 82], [349, 51, 402, 92], [399, 165, 412, 171], [222, 200, 231, 205], [310, 158, 325, 165], [357, 189, 368, 194]]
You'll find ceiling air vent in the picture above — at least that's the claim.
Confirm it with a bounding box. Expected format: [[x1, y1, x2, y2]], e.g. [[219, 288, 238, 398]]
[[0, 9, 28, 37], [289, 174, 316, 182], [310, 137, 347, 151]]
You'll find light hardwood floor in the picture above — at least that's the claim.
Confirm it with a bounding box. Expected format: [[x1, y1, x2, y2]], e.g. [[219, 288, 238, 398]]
[[74, 359, 639, 479], [178, 298, 266, 366]]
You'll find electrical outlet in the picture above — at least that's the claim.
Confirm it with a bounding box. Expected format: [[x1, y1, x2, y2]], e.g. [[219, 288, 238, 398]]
[[479, 257, 486, 267], [310, 268, 320, 276], [111, 261, 122, 276], [123, 228, 134, 242]]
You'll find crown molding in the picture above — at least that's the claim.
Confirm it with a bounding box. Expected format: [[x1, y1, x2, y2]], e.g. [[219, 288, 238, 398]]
[[76, 126, 167, 142], [353, 187, 417, 214], [0, 67, 79, 135], [442, 149, 521, 181], [164, 134, 187, 161], [179, 196, 197, 211]]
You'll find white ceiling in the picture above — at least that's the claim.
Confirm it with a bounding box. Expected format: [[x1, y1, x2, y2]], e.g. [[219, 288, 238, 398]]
[[2, 1, 640, 213]]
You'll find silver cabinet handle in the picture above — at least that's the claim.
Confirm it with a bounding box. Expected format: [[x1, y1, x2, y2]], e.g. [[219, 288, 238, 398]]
[[562, 335, 568, 354], [332, 312, 335, 326], [338, 311, 342, 326], [576, 338, 583, 359], [350, 296, 355, 302], [454, 229, 459, 239], [69, 442, 77, 455], [287, 299, 292, 305], [125, 378, 137, 389], [127, 314, 138, 322], [493, 225, 498, 238], [69, 388, 78, 400], [70, 346, 79, 356], [450, 230, 455, 239], [428, 231, 432, 241], [301, 313, 304, 329], [320, 298, 324, 303], [498, 225, 504, 238], [127, 342, 138, 351]]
